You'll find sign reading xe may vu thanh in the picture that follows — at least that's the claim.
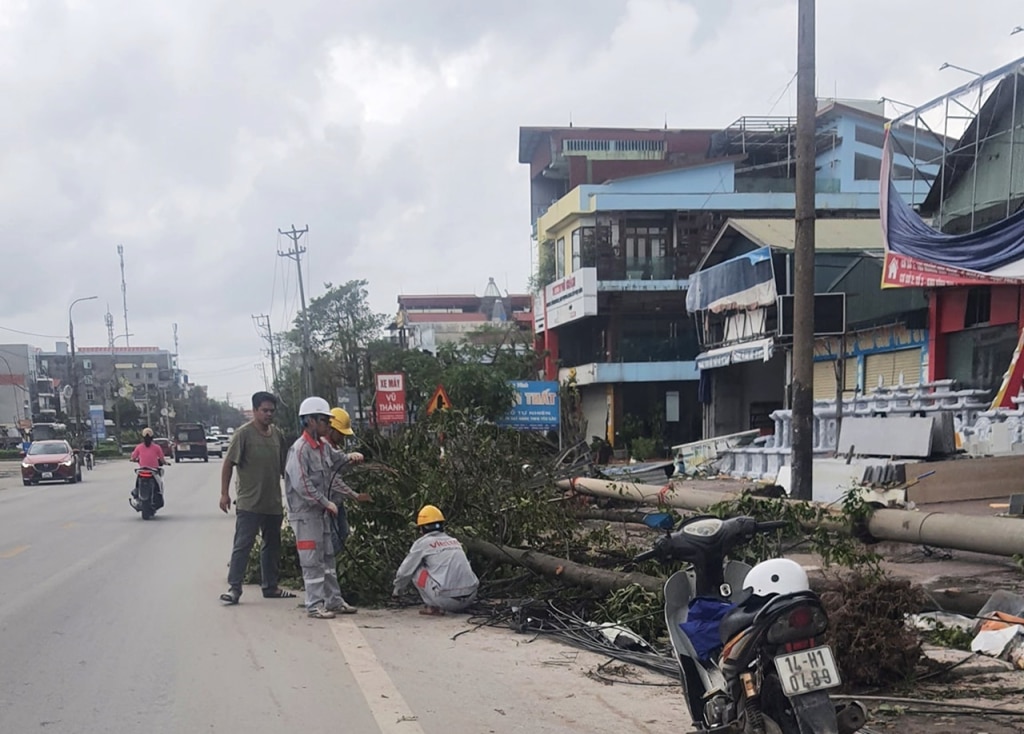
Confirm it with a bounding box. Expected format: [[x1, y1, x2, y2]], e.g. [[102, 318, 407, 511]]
[[374, 373, 407, 425]]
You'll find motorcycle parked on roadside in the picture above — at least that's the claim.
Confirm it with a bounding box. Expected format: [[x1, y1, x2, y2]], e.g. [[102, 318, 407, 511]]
[[634, 514, 866, 734], [129, 464, 165, 520]]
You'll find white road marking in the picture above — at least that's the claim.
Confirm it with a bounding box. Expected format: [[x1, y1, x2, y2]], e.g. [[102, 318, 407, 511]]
[[330, 617, 426, 734]]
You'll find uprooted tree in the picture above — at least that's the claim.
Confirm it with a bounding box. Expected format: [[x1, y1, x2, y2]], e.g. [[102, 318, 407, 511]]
[[248, 278, 931, 689]]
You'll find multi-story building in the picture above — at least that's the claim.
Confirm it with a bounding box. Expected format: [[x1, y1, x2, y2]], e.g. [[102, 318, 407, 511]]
[[522, 100, 936, 449], [389, 278, 532, 353], [35, 343, 179, 430], [0, 344, 36, 433], [687, 218, 927, 438]]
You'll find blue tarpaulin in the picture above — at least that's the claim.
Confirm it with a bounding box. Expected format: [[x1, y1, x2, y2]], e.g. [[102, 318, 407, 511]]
[[680, 597, 735, 661], [881, 127, 1024, 278], [685, 247, 776, 314], [884, 179, 1024, 272]]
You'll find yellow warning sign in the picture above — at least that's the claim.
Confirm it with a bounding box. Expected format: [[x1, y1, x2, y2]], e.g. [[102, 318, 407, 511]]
[[426, 385, 452, 415]]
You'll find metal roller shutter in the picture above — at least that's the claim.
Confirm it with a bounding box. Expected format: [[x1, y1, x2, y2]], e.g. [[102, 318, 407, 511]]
[[864, 348, 922, 393], [813, 358, 858, 400]]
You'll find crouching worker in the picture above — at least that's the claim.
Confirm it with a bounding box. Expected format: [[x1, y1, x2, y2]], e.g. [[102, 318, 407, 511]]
[[392, 505, 479, 616]]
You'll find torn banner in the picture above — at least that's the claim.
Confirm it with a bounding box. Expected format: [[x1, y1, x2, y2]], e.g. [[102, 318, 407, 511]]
[[880, 128, 1024, 288]]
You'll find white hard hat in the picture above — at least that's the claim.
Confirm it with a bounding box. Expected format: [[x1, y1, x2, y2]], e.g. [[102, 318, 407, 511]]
[[742, 558, 809, 597], [298, 396, 331, 418]]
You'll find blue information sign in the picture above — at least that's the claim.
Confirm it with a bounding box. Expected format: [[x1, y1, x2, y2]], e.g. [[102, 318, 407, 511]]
[[89, 405, 107, 442], [498, 381, 560, 431]]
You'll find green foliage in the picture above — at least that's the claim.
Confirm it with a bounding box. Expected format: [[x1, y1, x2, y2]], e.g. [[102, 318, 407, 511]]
[[334, 410, 571, 604], [111, 397, 141, 426], [167, 385, 248, 429], [93, 444, 121, 458], [530, 241, 557, 291], [592, 584, 665, 643], [629, 437, 658, 461], [371, 332, 538, 423], [297, 280, 388, 356], [920, 620, 974, 651], [706, 487, 883, 573]]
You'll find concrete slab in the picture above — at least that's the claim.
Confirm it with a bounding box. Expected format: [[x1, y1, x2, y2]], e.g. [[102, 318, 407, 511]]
[[838, 416, 934, 458]]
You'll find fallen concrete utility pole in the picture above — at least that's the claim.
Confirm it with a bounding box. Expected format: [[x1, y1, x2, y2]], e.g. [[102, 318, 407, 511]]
[[465, 538, 664, 595], [559, 477, 1024, 559]]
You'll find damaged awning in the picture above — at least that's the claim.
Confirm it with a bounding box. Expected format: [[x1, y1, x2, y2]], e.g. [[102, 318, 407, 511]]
[[685, 247, 778, 314], [695, 338, 774, 370]]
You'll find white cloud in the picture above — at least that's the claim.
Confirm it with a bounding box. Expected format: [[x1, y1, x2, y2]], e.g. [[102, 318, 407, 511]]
[[1, 0, 1022, 402]]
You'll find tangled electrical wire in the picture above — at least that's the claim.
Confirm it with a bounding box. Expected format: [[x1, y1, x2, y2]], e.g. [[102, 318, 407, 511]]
[[454, 596, 679, 680]]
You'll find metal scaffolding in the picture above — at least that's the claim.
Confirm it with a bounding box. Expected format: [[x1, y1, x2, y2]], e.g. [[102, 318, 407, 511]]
[[885, 56, 1024, 233]]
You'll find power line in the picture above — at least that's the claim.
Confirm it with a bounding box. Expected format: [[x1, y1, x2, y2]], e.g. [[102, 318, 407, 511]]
[[252, 314, 279, 388], [0, 325, 66, 339]]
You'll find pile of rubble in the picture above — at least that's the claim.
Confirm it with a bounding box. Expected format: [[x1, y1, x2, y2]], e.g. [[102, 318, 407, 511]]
[[671, 380, 1024, 485]]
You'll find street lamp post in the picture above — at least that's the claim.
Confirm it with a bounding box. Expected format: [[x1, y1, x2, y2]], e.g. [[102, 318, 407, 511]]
[[69, 296, 98, 440]]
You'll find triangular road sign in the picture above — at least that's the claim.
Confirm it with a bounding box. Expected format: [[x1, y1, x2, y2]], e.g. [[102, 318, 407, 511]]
[[426, 384, 453, 415]]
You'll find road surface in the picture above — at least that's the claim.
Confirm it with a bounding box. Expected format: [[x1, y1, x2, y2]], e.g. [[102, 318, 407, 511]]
[[0, 459, 689, 733]]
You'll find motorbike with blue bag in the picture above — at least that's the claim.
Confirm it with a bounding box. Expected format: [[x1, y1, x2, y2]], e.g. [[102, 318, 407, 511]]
[[634, 514, 866, 734]]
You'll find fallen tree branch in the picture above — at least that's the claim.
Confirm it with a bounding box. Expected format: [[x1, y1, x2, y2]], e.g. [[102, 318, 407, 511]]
[[465, 538, 664, 595], [572, 508, 664, 526]]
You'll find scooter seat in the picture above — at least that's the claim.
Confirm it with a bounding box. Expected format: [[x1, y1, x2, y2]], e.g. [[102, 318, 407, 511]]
[[719, 597, 762, 644]]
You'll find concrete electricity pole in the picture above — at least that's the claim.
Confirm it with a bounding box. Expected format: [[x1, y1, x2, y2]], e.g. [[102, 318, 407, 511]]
[[251, 314, 279, 388], [277, 225, 313, 396], [68, 295, 98, 440], [790, 0, 817, 501], [255, 362, 270, 391]]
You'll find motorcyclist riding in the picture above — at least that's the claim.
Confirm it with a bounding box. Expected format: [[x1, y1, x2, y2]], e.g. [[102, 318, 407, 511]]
[[130, 427, 167, 501], [82, 437, 94, 470]]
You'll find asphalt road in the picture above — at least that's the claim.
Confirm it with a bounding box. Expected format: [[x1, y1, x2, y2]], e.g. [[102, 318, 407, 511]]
[[0, 459, 691, 734]]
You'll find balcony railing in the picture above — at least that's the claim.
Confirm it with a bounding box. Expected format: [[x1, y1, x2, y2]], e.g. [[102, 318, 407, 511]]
[[561, 334, 700, 365], [580, 255, 685, 281]]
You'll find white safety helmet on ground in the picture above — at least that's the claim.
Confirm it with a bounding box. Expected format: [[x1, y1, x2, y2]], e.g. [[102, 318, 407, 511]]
[[298, 396, 331, 418], [742, 558, 810, 597]]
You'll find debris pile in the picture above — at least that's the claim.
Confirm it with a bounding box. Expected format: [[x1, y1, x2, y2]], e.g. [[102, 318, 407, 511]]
[[818, 572, 925, 688]]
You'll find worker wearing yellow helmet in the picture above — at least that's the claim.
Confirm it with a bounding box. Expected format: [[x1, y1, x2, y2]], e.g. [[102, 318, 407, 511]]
[[392, 504, 479, 616], [323, 407, 371, 555]]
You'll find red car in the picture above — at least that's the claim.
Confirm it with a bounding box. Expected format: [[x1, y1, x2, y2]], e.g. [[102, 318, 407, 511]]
[[154, 437, 174, 459], [21, 440, 82, 485]]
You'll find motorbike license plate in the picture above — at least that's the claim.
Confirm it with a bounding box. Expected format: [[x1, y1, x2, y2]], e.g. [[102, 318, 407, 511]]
[[774, 645, 841, 697], [41, 472, 53, 479]]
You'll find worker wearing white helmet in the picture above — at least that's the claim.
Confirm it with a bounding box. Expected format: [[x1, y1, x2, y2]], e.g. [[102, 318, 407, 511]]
[[284, 396, 364, 619]]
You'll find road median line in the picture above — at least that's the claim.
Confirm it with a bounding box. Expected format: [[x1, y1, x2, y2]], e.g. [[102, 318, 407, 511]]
[[329, 617, 426, 734]]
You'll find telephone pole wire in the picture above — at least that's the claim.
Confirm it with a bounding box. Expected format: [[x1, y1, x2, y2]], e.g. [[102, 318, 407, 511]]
[[277, 225, 313, 396], [790, 0, 817, 500], [251, 314, 279, 388]]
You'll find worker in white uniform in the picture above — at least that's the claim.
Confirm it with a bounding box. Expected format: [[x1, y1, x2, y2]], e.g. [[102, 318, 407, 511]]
[[392, 505, 479, 616], [284, 396, 362, 619]]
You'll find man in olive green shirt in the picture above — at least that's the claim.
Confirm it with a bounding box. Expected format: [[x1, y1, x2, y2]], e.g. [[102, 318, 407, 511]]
[[219, 392, 292, 604]]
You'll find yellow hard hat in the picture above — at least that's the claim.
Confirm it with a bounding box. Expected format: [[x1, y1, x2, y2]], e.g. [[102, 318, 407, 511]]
[[416, 504, 445, 526], [329, 407, 355, 436]]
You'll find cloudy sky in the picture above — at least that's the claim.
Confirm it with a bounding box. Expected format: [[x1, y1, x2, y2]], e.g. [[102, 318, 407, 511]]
[[1, 0, 1021, 404]]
